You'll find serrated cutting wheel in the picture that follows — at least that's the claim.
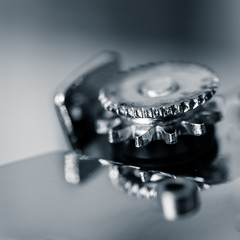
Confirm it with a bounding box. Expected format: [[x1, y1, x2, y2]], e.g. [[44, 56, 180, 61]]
[[99, 62, 219, 119], [97, 61, 221, 147]]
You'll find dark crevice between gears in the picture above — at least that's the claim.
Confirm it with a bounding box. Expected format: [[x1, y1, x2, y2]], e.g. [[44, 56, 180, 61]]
[[111, 125, 218, 171]]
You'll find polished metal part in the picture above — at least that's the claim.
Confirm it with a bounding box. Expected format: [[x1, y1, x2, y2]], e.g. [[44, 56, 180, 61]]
[[96, 60, 221, 147], [54, 51, 120, 149], [64, 151, 81, 184], [96, 99, 222, 147], [64, 151, 102, 184], [108, 164, 158, 199], [1, 144, 240, 239], [106, 163, 206, 221], [106, 161, 210, 197], [1, 74, 239, 238], [157, 178, 200, 221], [99, 61, 219, 119], [54, 52, 221, 148]]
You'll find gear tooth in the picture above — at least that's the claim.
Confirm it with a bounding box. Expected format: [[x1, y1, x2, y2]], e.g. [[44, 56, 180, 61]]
[[135, 127, 155, 147], [112, 104, 118, 114], [140, 109, 145, 118], [166, 107, 173, 116], [141, 108, 146, 118], [162, 129, 178, 144], [130, 184, 140, 196], [108, 167, 157, 200], [159, 107, 167, 117], [139, 171, 151, 182], [108, 126, 132, 143], [151, 107, 156, 118], [118, 106, 127, 116], [153, 108, 160, 118], [106, 103, 114, 111], [133, 109, 138, 118], [180, 121, 206, 136], [141, 109, 146, 118], [124, 181, 132, 192], [116, 107, 120, 115], [138, 186, 150, 199], [136, 108, 143, 118], [155, 126, 178, 144], [180, 102, 190, 113], [205, 90, 214, 100], [172, 104, 180, 115], [146, 109, 153, 118], [127, 107, 135, 118], [198, 93, 207, 105], [190, 98, 199, 109]]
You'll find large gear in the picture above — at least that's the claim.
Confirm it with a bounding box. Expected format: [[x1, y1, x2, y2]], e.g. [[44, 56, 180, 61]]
[[96, 61, 221, 147], [99, 61, 219, 119]]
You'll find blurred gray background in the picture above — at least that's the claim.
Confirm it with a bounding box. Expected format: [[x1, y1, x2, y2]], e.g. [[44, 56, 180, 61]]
[[1, 0, 240, 164]]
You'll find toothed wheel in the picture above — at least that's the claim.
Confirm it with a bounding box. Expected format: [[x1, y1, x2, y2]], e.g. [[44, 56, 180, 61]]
[[99, 61, 219, 119], [96, 101, 221, 147], [107, 164, 207, 201], [97, 61, 221, 147]]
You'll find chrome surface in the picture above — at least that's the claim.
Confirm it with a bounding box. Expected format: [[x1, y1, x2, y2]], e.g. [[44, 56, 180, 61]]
[[96, 99, 222, 147], [0, 128, 239, 240], [94, 55, 221, 147], [54, 51, 120, 149], [157, 178, 200, 221], [1, 52, 237, 239], [99, 61, 219, 119], [0, 86, 239, 239]]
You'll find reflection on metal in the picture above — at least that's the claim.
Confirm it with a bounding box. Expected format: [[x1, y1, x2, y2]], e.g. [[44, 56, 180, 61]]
[[64, 151, 101, 184], [55, 52, 239, 223], [107, 164, 200, 220], [55, 51, 120, 149], [97, 61, 221, 147], [96, 99, 222, 147], [108, 165, 158, 199], [157, 178, 200, 221], [105, 150, 230, 221], [64, 151, 81, 184]]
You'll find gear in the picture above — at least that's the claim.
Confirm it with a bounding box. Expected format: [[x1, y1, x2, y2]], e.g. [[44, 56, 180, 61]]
[[108, 164, 158, 199], [99, 61, 219, 119], [97, 61, 221, 147], [96, 100, 222, 147], [107, 163, 208, 201]]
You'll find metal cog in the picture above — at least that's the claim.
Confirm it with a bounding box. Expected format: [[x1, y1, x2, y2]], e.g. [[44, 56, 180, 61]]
[[107, 164, 208, 200], [96, 100, 222, 147], [108, 164, 158, 199], [99, 61, 219, 119]]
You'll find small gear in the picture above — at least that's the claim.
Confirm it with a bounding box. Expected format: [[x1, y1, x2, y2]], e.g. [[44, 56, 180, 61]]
[[107, 164, 207, 201], [99, 61, 219, 119], [96, 100, 222, 147], [108, 164, 158, 199]]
